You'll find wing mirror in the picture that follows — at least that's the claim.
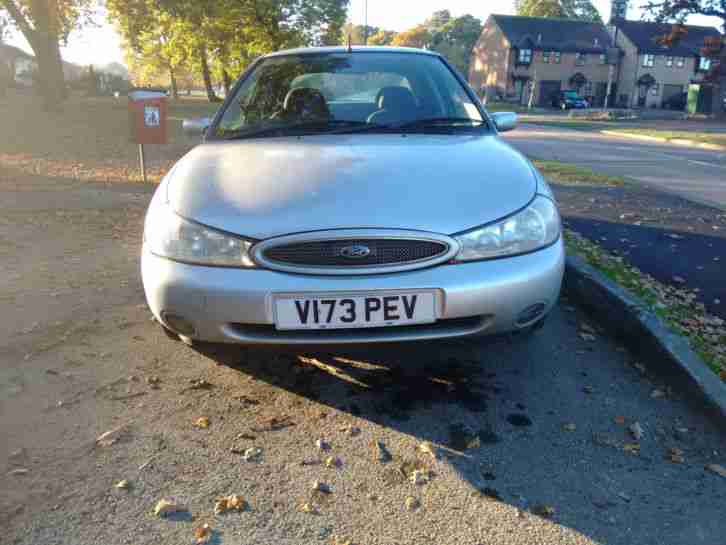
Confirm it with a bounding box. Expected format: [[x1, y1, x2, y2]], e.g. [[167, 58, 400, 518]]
[[491, 112, 518, 133], [183, 117, 211, 137]]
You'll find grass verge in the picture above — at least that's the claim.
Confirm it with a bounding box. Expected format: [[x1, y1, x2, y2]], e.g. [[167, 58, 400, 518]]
[[565, 229, 726, 382], [533, 160, 626, 186], [604, 129, 726, 147]]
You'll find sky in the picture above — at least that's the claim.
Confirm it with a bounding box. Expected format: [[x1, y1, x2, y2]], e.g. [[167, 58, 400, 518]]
[[4, 0, 723, 68]]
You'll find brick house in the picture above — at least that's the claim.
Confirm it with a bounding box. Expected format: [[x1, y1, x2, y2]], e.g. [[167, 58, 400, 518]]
[[469, 15, 618, 107], [611, 20, 722, 109]]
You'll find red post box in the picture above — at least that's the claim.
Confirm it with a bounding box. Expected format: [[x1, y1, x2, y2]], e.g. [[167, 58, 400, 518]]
[[128, 90, 168, 145]]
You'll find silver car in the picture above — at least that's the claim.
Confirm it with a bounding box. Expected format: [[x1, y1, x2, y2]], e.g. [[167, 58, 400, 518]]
[[142, 46, 564, 346]]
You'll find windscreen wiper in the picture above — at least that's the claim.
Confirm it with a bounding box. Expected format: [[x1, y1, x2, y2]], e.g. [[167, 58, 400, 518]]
[[393, 117, 488, 130], [221, 120, 371, 140]]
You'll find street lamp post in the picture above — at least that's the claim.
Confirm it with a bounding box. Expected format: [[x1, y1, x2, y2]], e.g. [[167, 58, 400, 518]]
[[363, 0, 368, 45]]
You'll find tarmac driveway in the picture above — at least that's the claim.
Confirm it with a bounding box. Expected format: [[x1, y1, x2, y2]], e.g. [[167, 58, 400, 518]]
[[1, 173, 726, 545]]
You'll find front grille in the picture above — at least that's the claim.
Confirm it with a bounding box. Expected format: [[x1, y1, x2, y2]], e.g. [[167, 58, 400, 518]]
[[262, 239, 448, 268]]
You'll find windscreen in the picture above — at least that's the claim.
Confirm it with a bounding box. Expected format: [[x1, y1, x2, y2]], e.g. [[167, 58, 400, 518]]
[[214, 52, 484, 137]]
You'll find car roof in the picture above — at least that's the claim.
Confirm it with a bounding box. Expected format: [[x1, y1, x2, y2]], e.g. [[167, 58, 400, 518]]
[[264, 46, 441, 58]]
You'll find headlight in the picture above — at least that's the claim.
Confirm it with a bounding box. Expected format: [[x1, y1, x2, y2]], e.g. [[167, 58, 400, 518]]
[[144, 204, 255, 267], [453, 195, 560, 262]]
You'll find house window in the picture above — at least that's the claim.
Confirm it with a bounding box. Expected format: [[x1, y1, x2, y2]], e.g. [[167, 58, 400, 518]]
[[676, 57, 685, 67], [698, 57, 712, 71], [518, 48, 532, 64], [542, 51, 550, 63], [553, 51, 561, 64], [642, 54, 655, 67], [651, 83, 660, 96], [583, 82, 593, 96], [666, 56, 674, 67], [575, 53, 586, 66], [599, 54, 607, 65]]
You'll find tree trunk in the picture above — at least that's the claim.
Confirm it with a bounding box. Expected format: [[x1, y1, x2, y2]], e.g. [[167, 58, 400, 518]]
[[198, 44, 219, 102], [33, 35, 66, 110], [222, 69, 232, 96], [169, 66, 179, 100], [2, 0, 67, 109]]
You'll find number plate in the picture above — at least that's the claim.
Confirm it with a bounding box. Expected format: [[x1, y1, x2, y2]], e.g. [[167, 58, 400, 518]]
[[273, 291, 437, 330]]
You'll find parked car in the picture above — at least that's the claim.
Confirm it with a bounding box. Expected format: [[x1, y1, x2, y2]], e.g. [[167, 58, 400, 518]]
[[553, 90, 589, 110], [143, 46, 564, 346], [662, 92, 687, 111]]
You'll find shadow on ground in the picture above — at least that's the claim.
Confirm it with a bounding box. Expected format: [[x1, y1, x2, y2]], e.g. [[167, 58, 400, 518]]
[[188, 310, 726, 545]]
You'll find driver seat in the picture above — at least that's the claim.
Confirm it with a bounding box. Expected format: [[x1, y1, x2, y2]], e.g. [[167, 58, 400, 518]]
[[367, 86, 418, 125], [282, 87, 330, 120]]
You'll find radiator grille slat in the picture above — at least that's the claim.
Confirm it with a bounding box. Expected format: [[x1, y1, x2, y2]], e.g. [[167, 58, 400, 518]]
[[263, 239, 448, 268]]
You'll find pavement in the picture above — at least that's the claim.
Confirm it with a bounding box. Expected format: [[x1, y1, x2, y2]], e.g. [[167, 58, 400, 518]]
[[506, 124, 726, 210], [3, 173, 726, 545]]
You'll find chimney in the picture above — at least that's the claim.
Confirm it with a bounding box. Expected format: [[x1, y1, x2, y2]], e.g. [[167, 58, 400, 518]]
[[610, 0, 628, 24]]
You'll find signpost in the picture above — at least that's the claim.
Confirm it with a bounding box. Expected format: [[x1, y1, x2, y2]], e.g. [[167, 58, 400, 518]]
[[128, 90, 168, 182]]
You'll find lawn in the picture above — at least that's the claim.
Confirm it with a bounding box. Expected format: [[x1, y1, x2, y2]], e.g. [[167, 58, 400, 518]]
[[483, 101, 533, 113], [604, 128, 726, 147], [532, 159, 626, 186], [0, 92, 220, 184], [565, 230, 726, 382]]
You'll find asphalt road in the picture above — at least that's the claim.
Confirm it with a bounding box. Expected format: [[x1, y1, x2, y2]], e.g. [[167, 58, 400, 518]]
[[2, 174, 726, 545], [505, 125, 726, 210]]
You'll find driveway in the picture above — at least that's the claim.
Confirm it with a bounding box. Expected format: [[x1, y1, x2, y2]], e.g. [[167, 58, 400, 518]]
[[2, 171, 726, 545], [505, 124, 726, 210]]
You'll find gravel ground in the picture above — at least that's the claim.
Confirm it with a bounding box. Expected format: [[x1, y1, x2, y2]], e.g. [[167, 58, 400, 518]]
[[2, 170, 726, 545]]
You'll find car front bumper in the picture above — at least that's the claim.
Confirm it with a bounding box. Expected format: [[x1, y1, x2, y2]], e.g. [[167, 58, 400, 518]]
[[141, 239, 565, 345]]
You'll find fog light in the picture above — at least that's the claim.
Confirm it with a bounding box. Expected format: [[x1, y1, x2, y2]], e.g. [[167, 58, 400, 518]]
[[515, 303, 547, 327], [161, 312, 196, 336]]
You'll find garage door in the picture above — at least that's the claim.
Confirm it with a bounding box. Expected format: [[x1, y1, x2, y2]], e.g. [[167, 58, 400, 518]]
[[539, 80, 561, 107]]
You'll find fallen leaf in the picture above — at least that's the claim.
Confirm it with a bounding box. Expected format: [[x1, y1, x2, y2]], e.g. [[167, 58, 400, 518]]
[[325, 456, 341, 469], [214, 494, 247, 514], [410, 469, 430, 486], [194, 416, 210, 429], [340, 425, 361, 437], [667, 447, 685, 464], [583, 385, 594, 394], [614, 416, 626, 425], [146, 376, 161, 389], [705, 464, 726, 479], [154, 499, 183, 517], [579, 323, 596, 334], [96, 425, 126, 447], [7, 468, 29, 476], [623, 443, 641, 455], [115, 479, 130, 490], [315, 438, 331, 451], [243, 447, 262, 462], [299, 502, 317, 514], [194, 524, 212, 543], [629, 422, 644, 441], [563, 423, 577, 432], [650, 389, 665, 399], [579, 332, 596, 342], [532, 504, 555, 518], [417, 442, 438, 459], [404, 496, 420, 511]]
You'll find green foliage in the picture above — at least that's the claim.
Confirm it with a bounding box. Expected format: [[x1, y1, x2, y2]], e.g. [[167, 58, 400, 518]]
[[108, 0, 349, 101], [516, 0, 602, 22], [641, 1, 725, 26]]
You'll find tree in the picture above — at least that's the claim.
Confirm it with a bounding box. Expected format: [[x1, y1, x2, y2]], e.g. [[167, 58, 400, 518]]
[[516, 0, 602, 21], [429, 14, 483, 75], [391, 25, 432, 49], [0, 0, 95, 109], [367, 29, 397, 45], [642, 1, 726, 116]]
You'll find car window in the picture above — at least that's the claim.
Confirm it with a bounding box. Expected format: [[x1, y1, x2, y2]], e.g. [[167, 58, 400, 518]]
[[214, 52, 484, 138]]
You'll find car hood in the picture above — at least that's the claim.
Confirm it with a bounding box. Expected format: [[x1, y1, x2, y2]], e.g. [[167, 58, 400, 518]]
[[166, 134, 536, 240]]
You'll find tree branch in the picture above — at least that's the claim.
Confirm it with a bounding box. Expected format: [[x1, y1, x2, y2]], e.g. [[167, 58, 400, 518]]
[[1, 0, 36, 43]]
